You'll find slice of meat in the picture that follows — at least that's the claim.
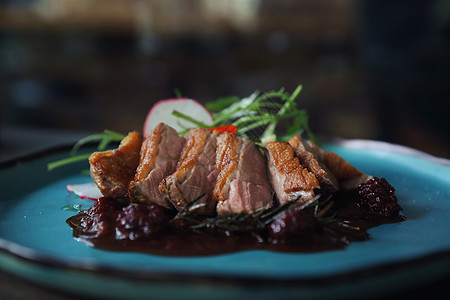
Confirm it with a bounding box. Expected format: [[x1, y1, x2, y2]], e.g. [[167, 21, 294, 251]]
[[288, 135, 339, 193], [266, 141, 319, 206], [214, 133, 273, 215], [89, 131, 142, 200], [128, 123, 186, 208], [159, 128, 219, 215], [306, 141, 372, 190]]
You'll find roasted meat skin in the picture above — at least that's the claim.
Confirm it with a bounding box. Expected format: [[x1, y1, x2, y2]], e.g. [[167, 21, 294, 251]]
[[214, 133, 273, 215], [288, 135, 339, 193], [89, 131, 142, 200], [159, 128, 219, 215], [129, 123, 186, 208], [266, 141, 319, 206], [305, 141, 372, 190]]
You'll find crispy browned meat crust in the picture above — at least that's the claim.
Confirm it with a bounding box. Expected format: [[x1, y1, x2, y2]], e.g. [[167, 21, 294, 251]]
[[289, 135, 338, 192], [214, 133, 273, 214], [159, 127, 219, 215], [134, 123, 164, 181], [87, 121, 371, 213], [266, 141, 319, 206], [89, 131, 142, 199], [213, 132, 240, 202], [306, 141, 372, 190], [129, 123, 186, 207], [174, 128, 213, 179], [288, 135, 326, 181], [266, 142, 319, 194]]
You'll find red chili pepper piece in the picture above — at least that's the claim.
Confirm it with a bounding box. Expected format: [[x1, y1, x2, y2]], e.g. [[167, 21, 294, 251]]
[[210, 125, 237, 135]]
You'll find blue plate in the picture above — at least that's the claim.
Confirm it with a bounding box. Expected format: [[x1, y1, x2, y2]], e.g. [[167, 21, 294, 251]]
[[1, 140, 449, 299]]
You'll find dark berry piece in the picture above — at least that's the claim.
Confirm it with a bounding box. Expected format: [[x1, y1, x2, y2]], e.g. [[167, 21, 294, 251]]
[[269, 208, 317, 243], [357, 177, 401, 217], [76, 198, 118, 238], [85, 197, 118, 216], [116, 204, 171, 240]]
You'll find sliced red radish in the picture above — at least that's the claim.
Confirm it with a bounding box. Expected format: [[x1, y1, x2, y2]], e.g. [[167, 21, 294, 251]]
[[66, 182, 103, 200], [143, 98, 214, 136]]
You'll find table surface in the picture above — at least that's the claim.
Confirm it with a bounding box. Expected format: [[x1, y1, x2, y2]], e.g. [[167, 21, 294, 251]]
[[0, 125, 449, 300]]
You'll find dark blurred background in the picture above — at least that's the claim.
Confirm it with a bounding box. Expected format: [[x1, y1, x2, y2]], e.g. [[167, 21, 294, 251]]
[[0, 0, 449, 158], [0, 2, 449, 299]]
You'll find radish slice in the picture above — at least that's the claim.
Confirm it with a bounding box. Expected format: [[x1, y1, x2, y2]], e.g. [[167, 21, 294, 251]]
[[66, 182, 103, 200], [143, 98, 214, 136]]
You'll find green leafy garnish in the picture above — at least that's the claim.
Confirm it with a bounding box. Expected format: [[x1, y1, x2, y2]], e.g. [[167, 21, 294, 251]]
[[171, 111, 212, 129], [47, 130, 125, 171], [47, 153, 92, 171], [47, 85, 317, 170], [172, 85, 318, 145], [70, 130, 125, 155]]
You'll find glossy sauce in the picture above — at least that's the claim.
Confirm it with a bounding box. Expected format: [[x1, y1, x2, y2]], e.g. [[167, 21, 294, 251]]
[[66, 191, 405, 257]]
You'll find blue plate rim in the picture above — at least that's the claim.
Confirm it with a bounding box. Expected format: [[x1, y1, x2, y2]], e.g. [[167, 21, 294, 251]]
[[1, 233, 450, 287], [0, 140, 450, 287]]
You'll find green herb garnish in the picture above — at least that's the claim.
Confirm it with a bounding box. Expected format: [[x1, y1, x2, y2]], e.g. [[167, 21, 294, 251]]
[[47, 130, 125, 171], [47, 85, 316, 170], [173, 85, 318, 145], [173, 194, 323, 233]]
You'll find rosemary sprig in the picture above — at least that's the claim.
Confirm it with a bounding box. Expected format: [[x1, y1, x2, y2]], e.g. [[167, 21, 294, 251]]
[[173, 194, 323, 233], [173, 193, 206, 220]]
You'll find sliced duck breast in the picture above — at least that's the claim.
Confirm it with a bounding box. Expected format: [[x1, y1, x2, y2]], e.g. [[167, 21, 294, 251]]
[[288, 135, 339, 193], [128, 123, 186, 208], [159, 128, 219, 215], [305, 141, 372, 190], [214, 133, 273, 215], [266, 141, 320, 206], [89, 131, 142, 200]]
